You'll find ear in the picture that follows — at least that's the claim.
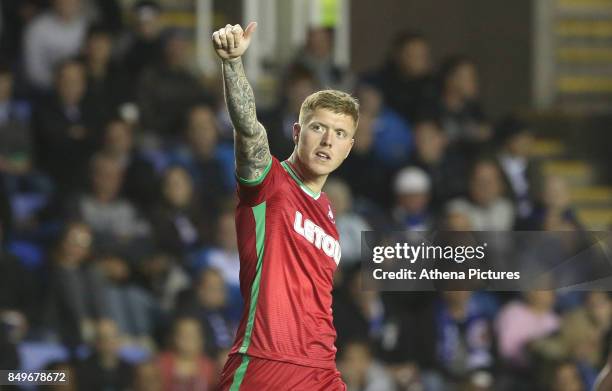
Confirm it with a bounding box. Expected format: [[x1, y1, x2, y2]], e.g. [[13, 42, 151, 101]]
[[292, 123, 301, 145]]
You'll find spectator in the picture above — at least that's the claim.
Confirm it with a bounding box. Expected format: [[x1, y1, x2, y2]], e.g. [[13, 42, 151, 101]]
[[495, 291, 560, 367], [81, 24, 131, 124], [335, 112, 393, 207], [324, 177, 371, 265], [411, 116, 466, 208], [392, 166, 434, 231], [46, 361, 78, 391], [356, 83, 413, 169], [0, 310, 26, 371], [97, 254, 157, 341], [119, 1, 164, 83], [0, 222, 38, 322], [72, 153, 151, 250], [446, 160, 515, 230], [177, 268, 235, 357], [263, 64, 318, 158], [338, 339, 396, 391], [24, 0, 88, 90], [435, 291, 495, 383], [437, 56, 491, 145], [549, 361, 586, 391], [441, 204, 474, 231], [76, 318, 135, 391], [0, 63, 32, 177], [520, 175, 582, 231], [33, 59, 99, 192], [191, 208, 240, 290], [137, 251, 190, 314], [334, 265, 387, 352], [132, 360, 163, 391], [374, 31, 437, 123], [495, 116, 537, 218], [535, 292, 612, 388], [157, 316, 217, 390], [100, 118, 158, 213], [291, 26, 352, 91], [138, 28, 212, 137], [171, 104, 234, 198], [151, 166, 216, 257], [44, 221, 108, 348]]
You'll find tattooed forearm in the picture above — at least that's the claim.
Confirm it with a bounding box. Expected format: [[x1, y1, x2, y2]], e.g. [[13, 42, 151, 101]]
[[222, 58, 271, 180]]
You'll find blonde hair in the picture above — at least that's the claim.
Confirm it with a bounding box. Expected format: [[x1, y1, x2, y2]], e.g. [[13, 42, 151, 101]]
[[298, 90, 359, 129]]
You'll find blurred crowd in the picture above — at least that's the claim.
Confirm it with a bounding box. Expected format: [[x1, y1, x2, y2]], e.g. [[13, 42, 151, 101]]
[[0, 1, 609, 391]]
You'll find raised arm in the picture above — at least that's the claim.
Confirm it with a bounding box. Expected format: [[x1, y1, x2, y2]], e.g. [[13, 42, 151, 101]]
[[212, 22, 271, 181]]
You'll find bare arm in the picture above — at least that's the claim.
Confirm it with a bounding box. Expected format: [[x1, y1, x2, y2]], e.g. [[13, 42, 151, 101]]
[[213, 22, 271, 181], [222, 57, 271, 180]]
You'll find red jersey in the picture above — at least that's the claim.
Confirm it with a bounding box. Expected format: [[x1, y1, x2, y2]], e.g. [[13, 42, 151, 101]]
[[229, 157, 342, 369]]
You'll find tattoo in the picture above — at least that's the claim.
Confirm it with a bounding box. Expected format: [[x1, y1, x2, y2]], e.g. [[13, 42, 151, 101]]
[[222, 58, 271, 180]]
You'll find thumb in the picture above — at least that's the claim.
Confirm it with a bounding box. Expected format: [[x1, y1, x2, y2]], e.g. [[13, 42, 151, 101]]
[[244, 21, 258, 39]]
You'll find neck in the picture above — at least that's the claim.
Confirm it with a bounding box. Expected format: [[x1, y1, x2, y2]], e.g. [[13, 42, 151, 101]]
[[287, 152, 327, 194]]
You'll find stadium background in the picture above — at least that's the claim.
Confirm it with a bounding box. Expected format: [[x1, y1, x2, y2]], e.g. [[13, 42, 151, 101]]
[[0, 0, 611, 390]]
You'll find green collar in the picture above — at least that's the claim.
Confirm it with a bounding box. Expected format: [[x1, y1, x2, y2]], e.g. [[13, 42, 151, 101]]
[[281, 161, 321, 200]]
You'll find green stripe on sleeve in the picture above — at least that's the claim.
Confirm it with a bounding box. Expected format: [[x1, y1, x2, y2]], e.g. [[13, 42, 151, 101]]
[[229, 354, 250, 391], [239, 201, 266, 353], [236, 158, 273, 186]]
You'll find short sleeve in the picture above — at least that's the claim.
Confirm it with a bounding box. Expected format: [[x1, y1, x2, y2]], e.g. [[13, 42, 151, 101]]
[[236, 156, 283, 206]]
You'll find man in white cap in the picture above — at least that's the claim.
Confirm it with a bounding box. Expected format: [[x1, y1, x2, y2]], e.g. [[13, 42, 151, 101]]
[[392, 166, 433, 231]]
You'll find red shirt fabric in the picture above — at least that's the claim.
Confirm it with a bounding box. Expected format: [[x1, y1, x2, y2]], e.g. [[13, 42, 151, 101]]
[[229, 157, 341, 369]]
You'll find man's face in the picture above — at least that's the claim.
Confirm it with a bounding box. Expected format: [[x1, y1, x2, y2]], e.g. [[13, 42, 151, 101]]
[[104, 120, 133, 155], [92, 157, 123, 201], [187, 106, 218, 156], [53, 0, 81, 20], [450, 62, 478, 99], [398, 39, 431, 77], [95, 319, 120, 357], [414, 121, 448, 163], [197, 270, 227, 309], [294, 108, 356, 177], [173, 319, 203, 356], [165, 36, 190, 68], [469, 162, 502, 206], [86, 34, 112, 65], [57, 63, 86, 105]]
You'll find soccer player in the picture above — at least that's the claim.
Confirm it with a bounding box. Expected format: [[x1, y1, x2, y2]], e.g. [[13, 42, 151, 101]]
[[212, 22, 357, 390]]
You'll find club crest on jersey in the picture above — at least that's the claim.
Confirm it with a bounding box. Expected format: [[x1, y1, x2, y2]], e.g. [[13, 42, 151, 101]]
[[293, 211, 341, 265], [327, 205, 335, 223]]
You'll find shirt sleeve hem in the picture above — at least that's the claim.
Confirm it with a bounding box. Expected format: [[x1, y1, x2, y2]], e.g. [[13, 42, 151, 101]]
[[236, 158, 273, 186]]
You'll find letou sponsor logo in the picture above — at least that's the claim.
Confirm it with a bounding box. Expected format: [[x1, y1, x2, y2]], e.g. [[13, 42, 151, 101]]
[[293, 211, 341, 265]]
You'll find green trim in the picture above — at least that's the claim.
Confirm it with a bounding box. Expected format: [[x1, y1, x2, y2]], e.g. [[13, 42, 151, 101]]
[[229, 354, 250, 391], [239, 202, 266, 353], [236, 158, 273, 186], [280, 161, 321, 200]]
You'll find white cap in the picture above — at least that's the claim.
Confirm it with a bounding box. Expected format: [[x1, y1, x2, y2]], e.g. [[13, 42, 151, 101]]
[[394, 167, 431, 194]]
